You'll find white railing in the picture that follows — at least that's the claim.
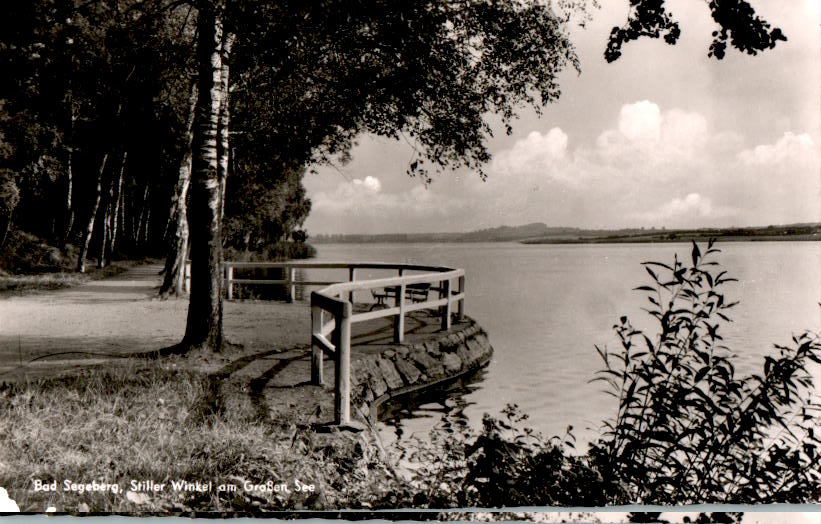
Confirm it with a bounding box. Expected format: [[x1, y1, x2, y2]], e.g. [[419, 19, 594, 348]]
[[221, 261, 466, 426]]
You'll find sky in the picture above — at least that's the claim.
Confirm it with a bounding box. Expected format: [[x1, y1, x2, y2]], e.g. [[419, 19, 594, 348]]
[[302, 0, 821, 235]]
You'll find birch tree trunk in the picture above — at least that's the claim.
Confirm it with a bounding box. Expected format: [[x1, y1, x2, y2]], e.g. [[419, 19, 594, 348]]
[[159, 83, 197, 297], [105, 152, 126, 265], [77, 152, 109, 273], [60, 109, 75, 249], [97, 201, 109, 269], [178, 0, 227, 352], [135, 184, 150, 250], [217, 32, 234, 224]]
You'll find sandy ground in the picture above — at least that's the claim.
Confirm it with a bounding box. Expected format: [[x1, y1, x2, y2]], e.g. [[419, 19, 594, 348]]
[[0, 264, 312, 381], [0, 264, 450, 421]]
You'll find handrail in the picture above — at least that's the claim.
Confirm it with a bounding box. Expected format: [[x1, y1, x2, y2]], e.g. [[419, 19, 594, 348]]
[[222, 260, 466, 426]]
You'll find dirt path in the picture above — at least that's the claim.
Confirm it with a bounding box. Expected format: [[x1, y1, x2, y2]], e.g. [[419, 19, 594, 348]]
[[0, 264, 310, 381], [0, 263, 457, 429]]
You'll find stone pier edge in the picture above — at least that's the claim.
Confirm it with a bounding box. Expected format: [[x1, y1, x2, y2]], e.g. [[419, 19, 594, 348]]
[[347, 317, 494, 422]]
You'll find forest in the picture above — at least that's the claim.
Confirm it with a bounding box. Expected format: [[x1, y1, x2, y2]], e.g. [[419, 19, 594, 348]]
[[0, 1, 312, 286]]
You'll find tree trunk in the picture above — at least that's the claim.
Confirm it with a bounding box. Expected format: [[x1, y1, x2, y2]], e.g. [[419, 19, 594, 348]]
[[135, 184, 150, 249], [142, 206, 151, 247], [160, 83, 197, 297], [77, 152, 109, 273], [118, 181, 125, 251], [105, 152, 126, 265], [176, 230, 189, 295], [97, 201, 109, 269], [217, 32, 234, 224], [178, 0, 227, 353], [0, 211, 12, 250], [61, 124, 75, 248]]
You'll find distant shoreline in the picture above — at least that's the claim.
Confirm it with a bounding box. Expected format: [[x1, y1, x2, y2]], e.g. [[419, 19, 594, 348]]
[[520, 234, 820, 244], [311, 222, 821, 245]]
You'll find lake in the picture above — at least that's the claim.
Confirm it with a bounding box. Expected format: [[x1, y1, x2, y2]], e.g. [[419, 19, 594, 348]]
[[310, 241, 821, 449]]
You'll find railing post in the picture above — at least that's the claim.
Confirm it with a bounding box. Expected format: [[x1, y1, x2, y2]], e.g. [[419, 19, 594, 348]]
[[393, 282, 406, 344], [226, 264, 234, 300], [457, 274, 465, 321], [333, 302, 352, 425], [184, 260, 191, 294], [311, 304, 324, 385], [348, 267, 356, 303], [441, 278, 452, 330], [287, 266, 296, 303]]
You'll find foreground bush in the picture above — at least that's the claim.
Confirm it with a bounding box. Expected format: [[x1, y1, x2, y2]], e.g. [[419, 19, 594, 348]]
[[590, 240, 821, 503], [389, 240, 821, 508]]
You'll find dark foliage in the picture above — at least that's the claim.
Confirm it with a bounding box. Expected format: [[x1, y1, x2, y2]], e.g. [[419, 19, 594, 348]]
[[381, 241, 821, 508], [590, 240, 821, 503], [605, 0, 787, 62]]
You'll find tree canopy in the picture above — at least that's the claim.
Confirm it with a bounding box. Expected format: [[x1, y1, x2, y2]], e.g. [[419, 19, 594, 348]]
[[605, 0, 787, 62]]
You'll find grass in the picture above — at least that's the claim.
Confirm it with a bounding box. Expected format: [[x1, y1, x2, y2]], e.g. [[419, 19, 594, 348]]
[[0, 262, 132, 297], [0, 359, 399, 514]]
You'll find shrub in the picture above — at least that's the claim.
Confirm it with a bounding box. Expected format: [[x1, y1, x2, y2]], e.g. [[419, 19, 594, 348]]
[[389, 240, 821, 508], [0, 230, 74, 274], [589, 239, 821, 503], [222, 243, 316, 301]]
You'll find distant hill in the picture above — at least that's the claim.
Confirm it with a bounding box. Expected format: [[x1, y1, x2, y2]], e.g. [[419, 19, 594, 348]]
[[522, 223, 821, 244], [311, 222, 571, 243], [310, 222, 821, 244]]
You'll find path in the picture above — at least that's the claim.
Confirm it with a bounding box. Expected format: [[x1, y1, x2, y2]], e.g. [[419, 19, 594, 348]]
[[0, 264, 309, 381], [0, 264, 449, 392]]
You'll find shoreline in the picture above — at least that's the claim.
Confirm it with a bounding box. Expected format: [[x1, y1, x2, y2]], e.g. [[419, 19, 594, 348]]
[[520, 233, 821, 244]]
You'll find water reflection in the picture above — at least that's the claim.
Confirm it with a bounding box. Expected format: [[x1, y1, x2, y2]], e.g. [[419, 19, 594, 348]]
[[377, 367, 487, 450]]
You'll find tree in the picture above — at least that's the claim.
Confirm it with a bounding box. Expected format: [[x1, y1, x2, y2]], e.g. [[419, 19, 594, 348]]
[[174, 0, 583, 353], [179, 0, 230, 352], [175, 0, 787, 354], [605, 0, 786, 62]]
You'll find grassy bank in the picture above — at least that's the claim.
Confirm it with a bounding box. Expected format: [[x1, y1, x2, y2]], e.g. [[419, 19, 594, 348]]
[[0, 262, 133, 297], [0, 359, 399, 514]]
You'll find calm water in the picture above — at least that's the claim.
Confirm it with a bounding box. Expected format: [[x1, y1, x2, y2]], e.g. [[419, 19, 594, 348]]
[[310, 242, 821, 449]]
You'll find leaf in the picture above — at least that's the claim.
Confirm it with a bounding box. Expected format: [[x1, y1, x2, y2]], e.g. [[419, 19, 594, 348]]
[[691, 240, 701, 266]]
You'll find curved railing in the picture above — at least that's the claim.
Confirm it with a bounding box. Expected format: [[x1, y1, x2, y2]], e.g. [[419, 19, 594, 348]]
[[223, 261, 466, 426]]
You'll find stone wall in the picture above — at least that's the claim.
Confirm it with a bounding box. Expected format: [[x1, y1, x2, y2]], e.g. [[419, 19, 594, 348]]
[[347, 318, 494, 421]]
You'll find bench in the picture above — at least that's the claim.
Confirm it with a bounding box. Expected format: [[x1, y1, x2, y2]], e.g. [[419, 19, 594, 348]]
[[370, 283, 431, 309]]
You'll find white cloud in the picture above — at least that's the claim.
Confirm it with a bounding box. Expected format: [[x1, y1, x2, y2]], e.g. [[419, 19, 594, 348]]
[[307, 101, 821, 233], [738, 131, 816, 166], [659, 192, 713, 217], [617, 100, 661, 142], [352, 175, 381, 192], [492, 128, 568, 178], [310, 175, 469, 233], [594, 102, 711, 171], [632, 193, 737, 226], [479, 101, 821, 228]]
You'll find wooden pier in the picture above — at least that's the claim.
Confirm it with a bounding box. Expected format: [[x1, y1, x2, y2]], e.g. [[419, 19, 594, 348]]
[[221, 261, 468, 427]]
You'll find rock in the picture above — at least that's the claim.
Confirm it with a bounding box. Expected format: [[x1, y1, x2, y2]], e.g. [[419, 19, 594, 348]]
[[442, 352, 462, 374], [457, 344, 476, 367], [410, 349, 445, 379], [393, 357, 422, 385], [376, 358, 404, 390], [423, 341, 441, 358]]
